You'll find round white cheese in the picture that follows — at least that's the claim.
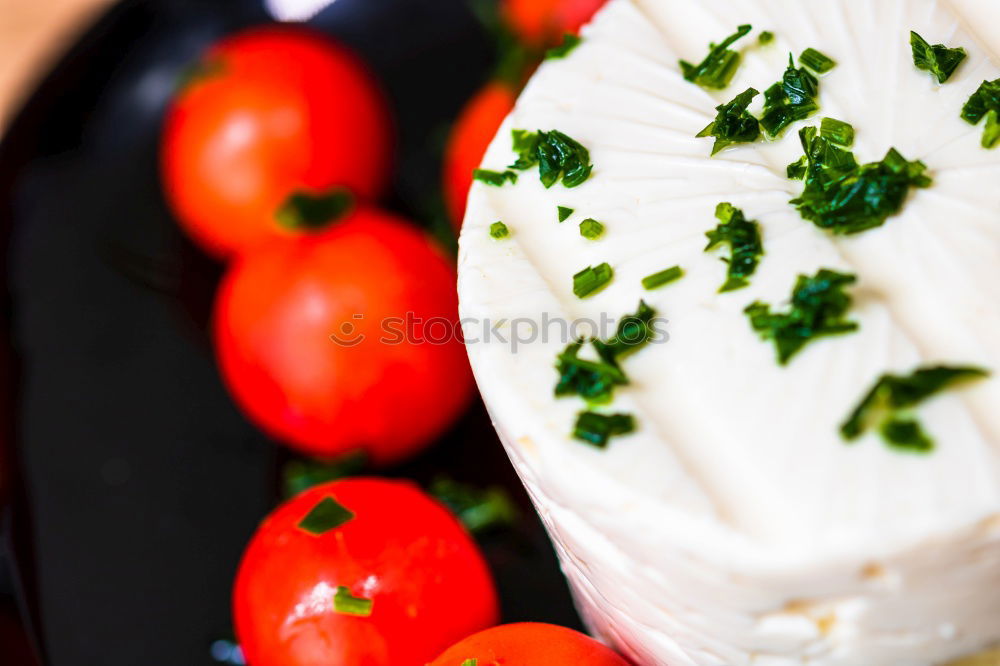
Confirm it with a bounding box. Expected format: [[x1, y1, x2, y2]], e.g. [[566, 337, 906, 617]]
[[458, 0, 1000, 664]]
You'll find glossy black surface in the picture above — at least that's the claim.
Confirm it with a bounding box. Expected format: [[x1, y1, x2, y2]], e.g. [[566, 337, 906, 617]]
[[0, 1, 581, 664]]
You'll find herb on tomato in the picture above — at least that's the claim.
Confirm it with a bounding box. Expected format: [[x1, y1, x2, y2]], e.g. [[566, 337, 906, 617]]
[[473, 169, 518, 186], [573, 411, 636, 447], [558, 205, 574, 222], [744, 269, 858, 364], [429, 477, 519, 534], [910, 31, 966, 83], [460, 660, 478, 666], [642, 265, 684, 290], [697, 87, 761, 155], [580, 218, 605, 239], [593, 300, 659, 365], [546, 33, 582, 59], [333, 586, 374, 617], [841, 365, 989, 452], [297, 497, 355, 535], [680, 24, 752, 89], [573, 262, 614, 298], [704, 202, 763, 292], [760, 55, 820, 137], [276, 188, 353, 231], [509, 129, 594, 188], [799, 47, 837, 73], [555, 340, 628, 404]]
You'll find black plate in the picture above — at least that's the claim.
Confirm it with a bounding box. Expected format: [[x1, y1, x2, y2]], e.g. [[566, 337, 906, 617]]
[[0, 1, 581, 664]]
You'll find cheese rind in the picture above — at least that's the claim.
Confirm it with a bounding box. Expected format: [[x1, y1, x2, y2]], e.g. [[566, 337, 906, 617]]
[[458, 0, 1000, 664]]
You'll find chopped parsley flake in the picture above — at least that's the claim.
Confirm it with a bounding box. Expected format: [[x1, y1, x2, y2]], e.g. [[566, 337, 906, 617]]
[[579, 218, 605, 240], [558, 205, 574, 222], [760, 55, 820, 137], [744, 269, 858, 364], [461, 661, 478, 666], [297, 497, 354, 535], [489, 221, 510, 239], [820, 117, 855, 146], [593, 300, 659, 366], [697, 87, 761, 155], [704, 202, 763, 292], [333, 586, 373, 616], [789, 125, 932, 234], [799, 47, 837, 73], [473, 168, 518, 186], [574, 411, 636, 447], [758, 31, 775, 45], [572, 262, 614, 298], [642, 265, 684, 290], [910, 31, 966, 84], [962, 80, 1000, 148], [679, 24, 753, 89], [429, 477, 519, 534], [555, 340, 628, 404], [508, 129, 594, 188], [841, 365, 989, 452], [546, 33, 582, 59]]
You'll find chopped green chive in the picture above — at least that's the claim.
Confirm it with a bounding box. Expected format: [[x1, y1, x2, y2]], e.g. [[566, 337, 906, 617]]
[[473, 168, 518, 186], [460, 661, 478, 666], [910, 31, 966, 84], [508, 129, 593, 188], [841, 365, 989, 452], [697, 87, 761, 155], [593, 300, 659, 366], [557, 206, 574, 222], [573, 411, 636, 448], [297, 497, 354, 535], [820, 117, 855, 146], [489, 221, 509, 239], [679, 24, 753, 89], [758, 31, 775, 45], [333, 586, 373, 617], [572, 262, 614, 298], [277, 188, 353, 231], [579, 218, 605, 240], [983, 110, 1000, 149], [429, 477, 519, 534], [760, 54, 820, 137], [555, 340, 628, 404], [789, 125, 931, 234], [962, 79, 1000, 148], [642, 265, 684, 290], [704, 202, 763, 292], [546, 33, 582, 59], [799, 47, 836, 73], [282, 453, 367, 499]]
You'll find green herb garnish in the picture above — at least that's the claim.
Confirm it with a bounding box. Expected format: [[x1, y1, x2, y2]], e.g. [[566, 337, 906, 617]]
[[429, 477, 519, 534], [282, 452, 366, 499], [789, 125, 931, 234], [962, 80, 1000, 148], [679, 24, 752, 89], [841, 365, 989, 452], [910, 31, 966, 84], [508, 129, 594, 188], [579, 218, 605, 240], [593, 300, 659, 365], [546, 33, 582, 59], [758, 31, 775, 45], [461, 660, 478, 666], [277, 188, 353, 231], [489, 221, 510, 239], [799, 47, 836, 73], [555, 340, 628, 404], [333, 586, 373, 617], [473, 168, 518, 186], [557, 205, 574, 222], [297, 497, 355, 535], [642, 265, 684, 290], [572, 262, 614, 298], [744, 269, 858, 364], [697, 87, 761, 155], [760, 55, 820, 137], [820, 117, 855, 146], [573, 411, 636, 448], [704, 202, 763, 292]]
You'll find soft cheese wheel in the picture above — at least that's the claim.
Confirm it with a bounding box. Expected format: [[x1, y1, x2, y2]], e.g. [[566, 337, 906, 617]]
[[458, 1, 1000, 664]]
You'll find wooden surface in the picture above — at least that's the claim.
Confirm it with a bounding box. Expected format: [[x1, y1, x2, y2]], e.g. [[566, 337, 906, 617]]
[[0, 0, 115, 131]]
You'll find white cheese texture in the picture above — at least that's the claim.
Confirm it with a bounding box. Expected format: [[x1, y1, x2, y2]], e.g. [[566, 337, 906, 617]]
[[458, 0, 1000, 664]]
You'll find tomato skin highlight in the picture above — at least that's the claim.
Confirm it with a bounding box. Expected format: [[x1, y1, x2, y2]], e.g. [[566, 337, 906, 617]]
[[213, 208, 472, 464], [500, 0, 609, 47], [161, 26, 393, 258], [234, 478, 500, 666], [443, 81, 517, 229], [430, 622, 632, 665]]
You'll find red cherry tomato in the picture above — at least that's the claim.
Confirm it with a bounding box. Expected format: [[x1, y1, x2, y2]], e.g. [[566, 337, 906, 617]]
[[500, 0, 608, 48], [234, 478, 500, 666], [443, 81, 517, 228], [213, 207, 472, 464], [161, 26, 392, 258], [430, 622, 632, 665]]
